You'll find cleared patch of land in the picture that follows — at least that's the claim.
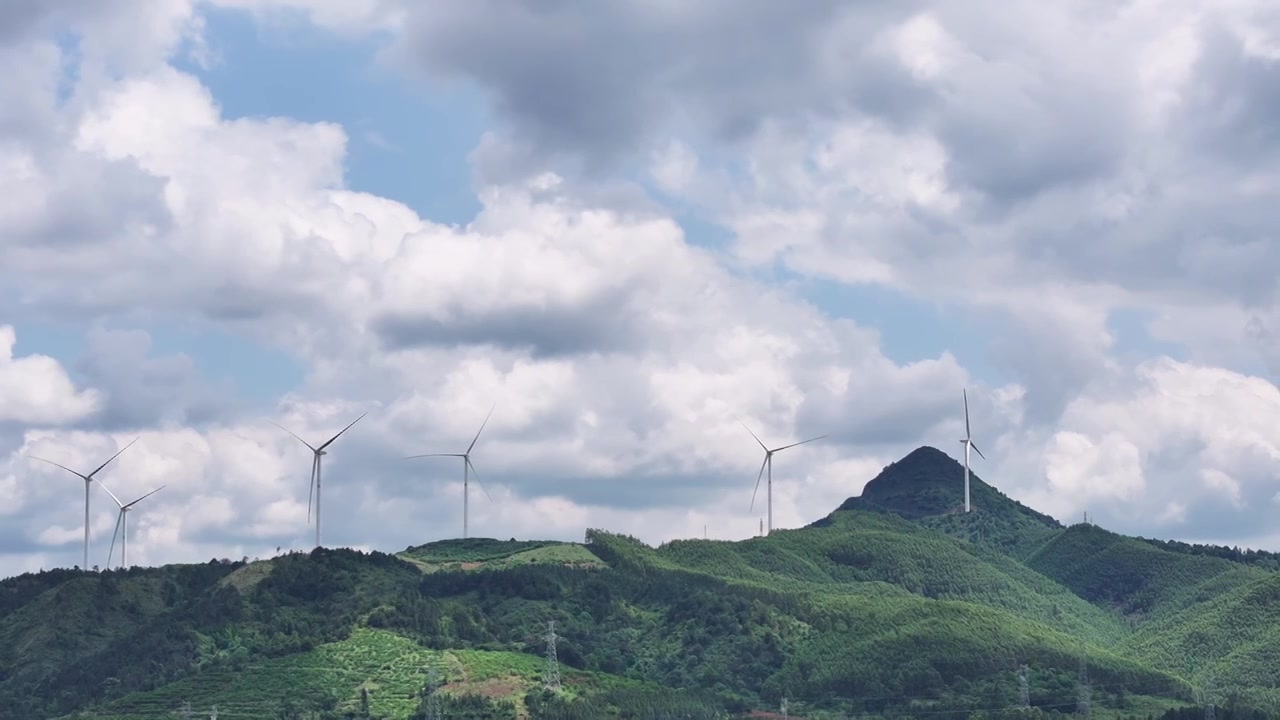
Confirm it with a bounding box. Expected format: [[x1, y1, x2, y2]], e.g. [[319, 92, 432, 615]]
[[397, 538, 605, 574]]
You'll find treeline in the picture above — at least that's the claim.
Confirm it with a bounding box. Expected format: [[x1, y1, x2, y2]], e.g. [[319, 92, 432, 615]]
[[1137, 537, 1280, 570], [1, 518, 1267, 719]]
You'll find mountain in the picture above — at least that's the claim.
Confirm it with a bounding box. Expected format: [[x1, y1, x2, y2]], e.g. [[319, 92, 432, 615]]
[[831, 446, 1062, 558], [0, 446, 1277, 720]]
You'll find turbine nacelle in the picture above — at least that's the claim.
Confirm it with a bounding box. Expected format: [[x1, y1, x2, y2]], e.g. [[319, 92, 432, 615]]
[[26, 438, 139, 572], [741, 421, 827, 535], [960, 389, 986, 513], [100, 482, 165, 570], [404, 403, 496, 539], [273, 412, 368, 549]]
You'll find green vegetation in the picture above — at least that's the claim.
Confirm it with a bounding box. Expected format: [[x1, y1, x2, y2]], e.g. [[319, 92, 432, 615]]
[[1, 445, 1276, 719], [398, 539, 606, 574]]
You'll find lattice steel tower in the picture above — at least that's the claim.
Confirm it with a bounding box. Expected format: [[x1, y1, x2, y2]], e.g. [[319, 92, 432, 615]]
[[424, 657, 443, 720], [543, 620, 562, 692], [1076, 651, 1091, 718], [1203, 674, 1217, 720], [1018, 664, 1030, 709]]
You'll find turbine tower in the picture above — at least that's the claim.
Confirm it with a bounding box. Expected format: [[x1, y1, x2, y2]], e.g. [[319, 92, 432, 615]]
[[742, 422, 826, 535], [99, 482, 165, 569], [273, 412, 367, 549], [28, 438, 139, 571], [405, 404, 495, 539], [959, 389, 986, 513]]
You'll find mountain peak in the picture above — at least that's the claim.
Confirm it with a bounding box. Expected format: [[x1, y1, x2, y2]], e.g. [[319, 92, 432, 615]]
[[834, 445, 1061, 531]]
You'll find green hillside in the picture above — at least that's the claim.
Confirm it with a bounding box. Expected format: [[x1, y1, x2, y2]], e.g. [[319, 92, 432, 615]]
[[1025, 524, 1266, 621], [835, 446, 1063, 558], [0, 445, 1275, 719]]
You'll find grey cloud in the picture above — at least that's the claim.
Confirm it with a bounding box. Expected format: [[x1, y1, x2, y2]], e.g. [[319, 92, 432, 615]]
[[795, 365, 966, 447], [1246, 314, 1280, 382], [1181, 23, 1280, 167], [391, 0, 1280, 316], [0, 0, 63, 45], [1087, 444, 1278, 545], [26, 156, 173, 248], [390, 1, 924, 169], [372, 284, 647, 358], [392, 0, 1132, 207], [987, 316, 1110, 425], [72, 327, 242, 430]]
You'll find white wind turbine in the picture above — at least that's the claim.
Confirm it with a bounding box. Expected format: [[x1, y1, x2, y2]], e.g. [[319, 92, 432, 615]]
[[742, 422, 827, 536], [99, 481, 165, 569], [273, 412, 368, 549], [405, 404, 495, 539], [959, 388, 986, 513], [27, 438, 139, 571]]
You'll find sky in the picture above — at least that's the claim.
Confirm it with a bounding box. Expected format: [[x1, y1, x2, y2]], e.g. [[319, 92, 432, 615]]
[[2, 0, 1280, 577]]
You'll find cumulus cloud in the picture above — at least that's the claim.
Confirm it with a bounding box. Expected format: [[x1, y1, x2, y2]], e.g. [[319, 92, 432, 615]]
[[3, 0, 1280, 577], [0, 20, 975, 573], [71, 326, 241, 429], [0, 326, 100, 426], [1007, 359, 1280, 544], [378, 1, 1280, 404]]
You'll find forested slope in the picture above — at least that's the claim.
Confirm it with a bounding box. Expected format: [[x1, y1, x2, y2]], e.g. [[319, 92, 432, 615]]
[[0, 445, 1274, 719]]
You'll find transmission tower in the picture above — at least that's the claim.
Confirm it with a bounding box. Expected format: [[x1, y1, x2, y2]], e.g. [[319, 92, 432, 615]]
[[781, 697, 789, 720], [1203, 674, 1217, 720], [1076, 650, 1091, 718], [543, 620, 562, 692], [178, 701, 193, 720], [423, 657, 443, 720], [1018, 664, 1030, 709], [209, 706, 218, 720]]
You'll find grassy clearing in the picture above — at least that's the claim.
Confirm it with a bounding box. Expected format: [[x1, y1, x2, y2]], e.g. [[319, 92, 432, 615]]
[[217, 559, 277, 593], [399, 538, 604, 574]]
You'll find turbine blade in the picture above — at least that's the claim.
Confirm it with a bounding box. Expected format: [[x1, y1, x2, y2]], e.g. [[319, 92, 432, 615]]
[[773, 434, 828, 453], [739, 421, 769, 452], [404, 453, 465, 460], [27, 456, 89, 481], [972, 443, 987, 461], [86, 437, 139, 479], [107, 511, 123, 569], [749, 455, 768, 512], [272, 422, 317, 452], [467, 458, 493, 502], [318, 411, 368, 451], [124, 485, 165, 509], [963, 389, 971, 438], [466, 404, 496, 455], [97, 479, 125, 508], [307, 454, 317, 525]]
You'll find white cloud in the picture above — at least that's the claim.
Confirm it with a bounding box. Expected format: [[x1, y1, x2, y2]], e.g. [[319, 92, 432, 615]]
[[4, 0, 1280, 577], [1002, 359, 1280, 540], [0, 326, 100, 425]]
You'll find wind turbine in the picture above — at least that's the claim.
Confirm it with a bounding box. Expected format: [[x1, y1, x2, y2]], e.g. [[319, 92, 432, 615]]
[[742, 422, 827, 535], [405, 404, 495, 539], [959, 389, 986, 513], [272, 412, 367, 549], [99, 481, 165, 569], [27, 438, 139, 571]]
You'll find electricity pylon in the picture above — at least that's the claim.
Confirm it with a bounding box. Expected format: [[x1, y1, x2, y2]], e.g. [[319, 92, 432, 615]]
[[543, 620, 561, 692], [1018, 664, 1030, 709]]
